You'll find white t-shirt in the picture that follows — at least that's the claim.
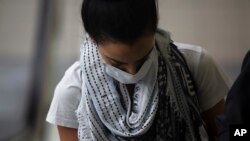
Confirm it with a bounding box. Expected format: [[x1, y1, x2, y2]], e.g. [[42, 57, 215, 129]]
[[46, 43, 231, 129]]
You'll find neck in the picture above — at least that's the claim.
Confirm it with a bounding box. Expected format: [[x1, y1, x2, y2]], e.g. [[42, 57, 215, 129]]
[[126, 84, 135, 95]]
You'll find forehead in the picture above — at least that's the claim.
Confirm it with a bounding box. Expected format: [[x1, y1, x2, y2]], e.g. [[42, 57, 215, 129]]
[[98, 35, 155, 63]]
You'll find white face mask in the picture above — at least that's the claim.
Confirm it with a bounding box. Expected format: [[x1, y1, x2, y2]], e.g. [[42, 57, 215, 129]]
[[103, 47, 158, 84]]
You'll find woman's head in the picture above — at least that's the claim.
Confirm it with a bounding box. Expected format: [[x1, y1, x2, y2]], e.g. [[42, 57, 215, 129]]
[[81, 0, 158, 45]]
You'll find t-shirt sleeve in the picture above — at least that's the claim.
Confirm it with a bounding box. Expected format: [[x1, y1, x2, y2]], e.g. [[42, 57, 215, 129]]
[[46, 61, 82, 129], [195, 49, 231, 111], [176, 43, 232, 112]]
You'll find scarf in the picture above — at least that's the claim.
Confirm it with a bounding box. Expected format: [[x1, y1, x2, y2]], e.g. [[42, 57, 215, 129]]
[[78, 29, 208, 141]]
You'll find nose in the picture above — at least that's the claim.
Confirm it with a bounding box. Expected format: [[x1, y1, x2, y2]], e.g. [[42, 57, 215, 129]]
[[124, 64, 139, 75]]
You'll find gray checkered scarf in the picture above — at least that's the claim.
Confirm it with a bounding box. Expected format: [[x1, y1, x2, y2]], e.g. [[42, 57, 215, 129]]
[[78, 30, 208, 141]]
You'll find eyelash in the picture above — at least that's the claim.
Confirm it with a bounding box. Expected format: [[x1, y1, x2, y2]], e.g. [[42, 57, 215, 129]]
[[111, 60, 146, 71], [110, 60, 124, 67], [108, 55, 149, 71], [110, 63, 126, 71]]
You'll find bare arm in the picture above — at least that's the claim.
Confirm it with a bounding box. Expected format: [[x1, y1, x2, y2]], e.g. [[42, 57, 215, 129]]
[[202, 99, 225, 141], [57, 126, 78, 141]]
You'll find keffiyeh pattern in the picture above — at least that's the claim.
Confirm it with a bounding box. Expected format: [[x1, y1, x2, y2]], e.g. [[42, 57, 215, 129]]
[[78, 31, 208, 141]]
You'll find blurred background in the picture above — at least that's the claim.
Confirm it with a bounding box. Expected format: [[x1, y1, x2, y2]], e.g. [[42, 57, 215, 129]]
[[0, 0, 249, 140]]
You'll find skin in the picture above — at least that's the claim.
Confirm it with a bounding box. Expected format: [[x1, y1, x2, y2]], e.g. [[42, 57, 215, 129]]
[[98, 35, 155, 94], [57, 126, 78, 141], [98, 35, 155, 75], [57, 34, 224, 141]]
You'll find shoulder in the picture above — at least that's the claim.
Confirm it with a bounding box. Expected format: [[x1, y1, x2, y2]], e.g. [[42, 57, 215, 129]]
[[59, 61, 81, 90], [242, 50, 250, 71], [174, 42, 204, 75], [175, 43, 231, 111], [174, 43, 219, 75], [55, 61, 82, 100], [46, 61, 82, 128], [155, 29, 231, 111]]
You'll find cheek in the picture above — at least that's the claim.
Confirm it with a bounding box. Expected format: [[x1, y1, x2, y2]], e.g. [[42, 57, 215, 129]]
[[98, 51, 121, 68], [98, 49, 109, 63], [101, 56, 109, 64]]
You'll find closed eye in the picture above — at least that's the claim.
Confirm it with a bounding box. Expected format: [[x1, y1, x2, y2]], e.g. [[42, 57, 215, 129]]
[[106, 47, 153, 69], [108, 51, 150, 66]]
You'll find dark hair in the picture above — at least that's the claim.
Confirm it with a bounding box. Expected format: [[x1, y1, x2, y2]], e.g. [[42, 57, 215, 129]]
[[81, 0, 158, 45]]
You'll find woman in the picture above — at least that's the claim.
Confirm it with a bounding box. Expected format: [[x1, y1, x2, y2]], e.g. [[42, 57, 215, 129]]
[[46, 0, 231, 140]]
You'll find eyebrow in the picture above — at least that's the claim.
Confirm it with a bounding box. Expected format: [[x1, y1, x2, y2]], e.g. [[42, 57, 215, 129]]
[[108, 48, 153, 64]]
